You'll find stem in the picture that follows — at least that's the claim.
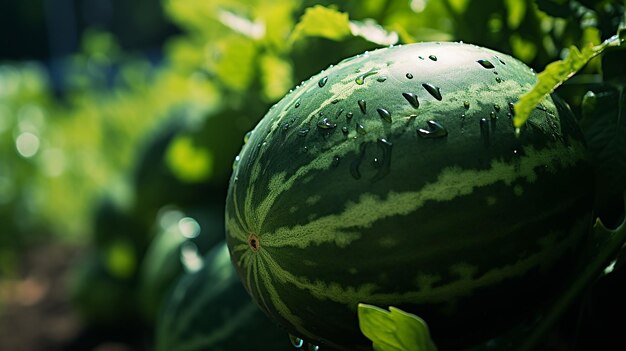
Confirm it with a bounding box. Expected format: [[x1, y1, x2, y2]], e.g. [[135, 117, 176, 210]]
[[518, 193, 626, 351]]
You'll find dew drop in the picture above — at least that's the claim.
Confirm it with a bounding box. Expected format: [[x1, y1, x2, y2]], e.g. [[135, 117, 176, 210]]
[[346, 112, 353, 120], [355, 69, 378, 85], [232, 155, 240, 170], [244, 131, 253, 144], [405, 73, 413, 79], [490, 111, 496, 120], [508, 102, 515, 115], [428, 54, 437, 61], [496, 56, 506, 65], [495, 77, 502, 83], [480, 118, 490, 147], [356, 123, 367, 134], [464, 101, 470, 109], [422, 83, 442, 101], [341, 126, 349, 135], [477, 59, 495, 69], [336, 108, 344, 118], [417, 120, 448, 138], [402, 92, 420, 108], [371, 137, 393, 182], [372, 157, 381, 168], [358, 99, 367, 114], [317, 118, 337, 129], [376, 76, 387, 82], [289, 334, 305, 348], [298, 128, 310, 136], [350, 143, 368, 180], [331, 99, 340, 104], [294, 99, 301, 108], [318, 76, 328, 87], [377, 108, 392, 123]]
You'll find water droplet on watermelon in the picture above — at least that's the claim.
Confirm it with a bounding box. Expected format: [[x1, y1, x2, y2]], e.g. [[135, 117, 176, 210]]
[[282, 122, 290, 130], [346, 112, 353, 120], [490, 111, 496, 120], [405, 73, 413, 79], [350, 143, 368, 180], [331, 99, 340, 104], [355, 69, 378, 85], [480, 118, 490, 146], [332, 155, 340, 167], [377, 108, 392, 123], [428, 54, 437, 61], [464, 101, 470, 109], [477, 59, 495, 69], [494, 103, 501, 112], [371, 138, 393, 182], [508, 102, 515, 115], [294, 99, 301, 108], [336, 108, 344, 118], [402, 92, 420, 108], [232, 155, 240, 170], [358, 99, 367, 114], [356, 123, 367, 134], [341, 126, 348, 135], [289, 334, 305, 348], [318, 76, 328, 87], [417, 120, 448, 138], [372, 157, 381, 168], [422, 83, 442, 101], [308, 344, 320, 351], [496, 56, 506, 65], [317, 118, 336, 130], [298, 128, 310, 136], [244, 131, 252, 144], [495, 77, 502, 83], [418, 55, 424, 60], [377, 76, 387, 82]]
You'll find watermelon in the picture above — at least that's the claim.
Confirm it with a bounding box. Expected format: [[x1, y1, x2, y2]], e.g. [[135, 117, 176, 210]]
[[155, 241, 293, 351], [225, 42, 594, 350]]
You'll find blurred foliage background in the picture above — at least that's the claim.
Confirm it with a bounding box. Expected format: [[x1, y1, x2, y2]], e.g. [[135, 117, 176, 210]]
[[0, 0, 624, 350]]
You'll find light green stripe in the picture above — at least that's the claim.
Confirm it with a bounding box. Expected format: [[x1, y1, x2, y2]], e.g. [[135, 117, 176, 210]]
[[259, 217, 586, 307], [262, 142, 583, 249]]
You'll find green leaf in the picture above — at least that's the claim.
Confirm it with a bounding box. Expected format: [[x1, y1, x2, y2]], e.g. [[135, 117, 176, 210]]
[[289, 5, 351, 44], [349, 19, 399, 46], [513, 34, 622, 129], [213, 36, 257, 91], [259, 54, 293, 101], [504, 0, 526, 29], [217, 9, 265, 39], [358, 303, 438, 351], [580, 88, 626, 193]]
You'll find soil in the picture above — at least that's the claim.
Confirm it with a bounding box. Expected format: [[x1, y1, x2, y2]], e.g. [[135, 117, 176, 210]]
[[0, 244, 142, 351]]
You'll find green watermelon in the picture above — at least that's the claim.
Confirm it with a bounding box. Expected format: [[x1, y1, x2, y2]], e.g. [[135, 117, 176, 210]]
[[225, 42, 594, 350], [155, 241, 293, 351]]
